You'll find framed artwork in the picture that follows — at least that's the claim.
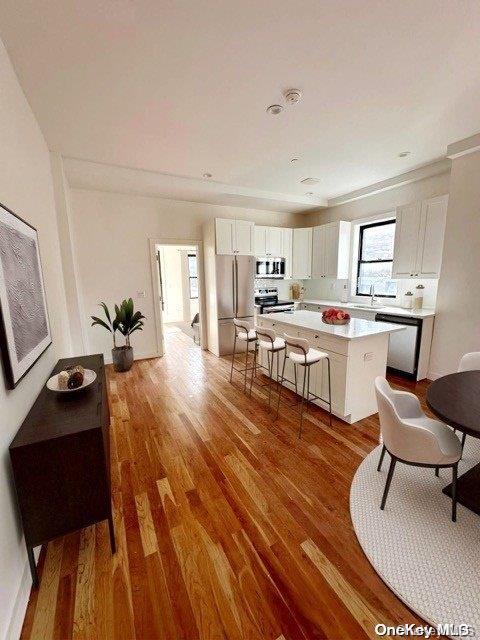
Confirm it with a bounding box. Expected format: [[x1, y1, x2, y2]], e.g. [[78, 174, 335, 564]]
[[0, 202, 52, 388]]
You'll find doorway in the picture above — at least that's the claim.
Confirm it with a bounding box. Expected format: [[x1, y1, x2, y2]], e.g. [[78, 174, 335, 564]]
[[150, 239, 205, 356]]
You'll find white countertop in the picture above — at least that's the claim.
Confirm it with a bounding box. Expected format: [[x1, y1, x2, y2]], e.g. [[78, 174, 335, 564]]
[[293, 298, 435, 319], [263, 310, 405, 340]]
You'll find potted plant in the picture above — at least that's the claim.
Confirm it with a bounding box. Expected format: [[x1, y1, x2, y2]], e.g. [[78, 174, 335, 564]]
[[91, 299, 145, 372]]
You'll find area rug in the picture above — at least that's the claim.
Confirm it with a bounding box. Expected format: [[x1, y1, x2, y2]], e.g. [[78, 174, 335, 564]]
[[350, 438, 480, 634]]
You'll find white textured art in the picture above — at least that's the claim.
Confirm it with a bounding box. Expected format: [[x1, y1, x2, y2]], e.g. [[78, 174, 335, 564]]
[[350, 439, 480, 635], [0, 220, 48, 361]]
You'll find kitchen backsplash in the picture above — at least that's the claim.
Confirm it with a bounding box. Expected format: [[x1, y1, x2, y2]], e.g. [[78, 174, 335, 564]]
[[302, 277, 438, 309]]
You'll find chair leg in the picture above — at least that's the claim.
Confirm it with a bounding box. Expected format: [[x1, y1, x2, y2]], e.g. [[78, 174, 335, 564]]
[[380, 456, 397, 510], [294, 364, 298, 395], [452, 463, 458, 522], [461, 432, 467, 452], [435, 466, 439, 477], [243, 341, 250, 392], [267, 350, 273, 407], [298, 366, 307, 438], [326, 357, 332, 426], [229, 335, 237, 382], [377, 444, 386, 472], [275, 352, 287, 418], [249, 343, 257, 396]]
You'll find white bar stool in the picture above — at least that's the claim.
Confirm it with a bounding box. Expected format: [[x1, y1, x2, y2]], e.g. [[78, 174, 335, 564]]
[[229, 318, 257, 392], [250, 326, 286, 406], [276, 334, 332, 437]]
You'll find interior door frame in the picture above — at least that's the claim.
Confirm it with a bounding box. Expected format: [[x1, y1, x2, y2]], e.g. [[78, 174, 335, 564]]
[[149, 237, 207, 357]]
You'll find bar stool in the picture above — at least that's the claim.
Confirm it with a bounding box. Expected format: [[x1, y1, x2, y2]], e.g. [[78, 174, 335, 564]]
[[250, 326, 286, 406], [276, 334, 332, 437], [229, 318, 257, 392]]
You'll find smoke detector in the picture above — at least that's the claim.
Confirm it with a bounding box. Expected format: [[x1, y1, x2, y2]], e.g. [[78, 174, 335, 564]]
[[266, 104, 283, 115], [301, 177, 321, 186], [284, 89, 302, 105]]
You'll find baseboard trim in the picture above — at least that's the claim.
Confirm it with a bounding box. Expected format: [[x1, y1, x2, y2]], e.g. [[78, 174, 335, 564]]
[[103, 351, 161, 365], [6, 550, 38, 640]]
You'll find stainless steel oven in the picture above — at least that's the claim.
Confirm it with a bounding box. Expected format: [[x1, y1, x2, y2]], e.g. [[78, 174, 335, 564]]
[[255, 257, 285, 279]]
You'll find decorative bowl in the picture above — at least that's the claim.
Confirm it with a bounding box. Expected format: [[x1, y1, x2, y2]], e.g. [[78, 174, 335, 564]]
[[47, 369, 97, 393], [322, 317, 350, 325]]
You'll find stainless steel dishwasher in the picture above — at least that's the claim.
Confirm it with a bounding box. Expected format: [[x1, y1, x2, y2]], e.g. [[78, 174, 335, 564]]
[[375, 313, 423, 378]]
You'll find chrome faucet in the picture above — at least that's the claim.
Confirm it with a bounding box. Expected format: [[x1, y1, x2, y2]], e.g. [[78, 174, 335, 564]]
[[370, 284, 377, 307]]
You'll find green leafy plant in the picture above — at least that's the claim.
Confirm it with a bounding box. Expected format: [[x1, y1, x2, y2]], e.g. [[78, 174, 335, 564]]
[[114, 298, 146, 348], [91, 299, 145, 348], [91, 302, 119, 347]]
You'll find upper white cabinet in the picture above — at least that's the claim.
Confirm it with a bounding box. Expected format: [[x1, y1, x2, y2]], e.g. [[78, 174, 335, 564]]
[[292, 228, 313, 279], [254, 226, 267, 256], [392, 196, 447, 278], [416, 196, 448, 277], [281, 228, 293, 279], [215, 218, 254, 255], [312, 221, 351, 279], [254, 226, 283, 256]]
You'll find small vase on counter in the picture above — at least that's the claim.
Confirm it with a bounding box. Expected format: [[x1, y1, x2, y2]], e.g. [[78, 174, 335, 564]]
[[403, 291, 414, 309], [414, 284, 425, 310]]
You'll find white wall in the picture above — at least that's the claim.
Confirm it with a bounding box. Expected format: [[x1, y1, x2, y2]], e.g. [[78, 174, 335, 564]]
[[68, 188, 302, 361], [0, 41, 70, 639], [302, 172, 450, 308], [429, 151, 480, 378]]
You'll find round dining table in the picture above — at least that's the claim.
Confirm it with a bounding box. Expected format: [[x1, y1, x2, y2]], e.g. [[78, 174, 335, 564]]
[[427, 370, 480, 515]]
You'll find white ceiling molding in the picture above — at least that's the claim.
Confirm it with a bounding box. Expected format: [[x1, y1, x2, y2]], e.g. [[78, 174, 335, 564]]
[[63, 157, 327, 213], [446, 133, 480, 159], [325, 159, 451, 207]]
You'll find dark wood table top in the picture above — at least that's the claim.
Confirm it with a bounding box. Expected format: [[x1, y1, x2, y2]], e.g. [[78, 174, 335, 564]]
[[10, 354, 105, 449], [426, 370, 480, 438]]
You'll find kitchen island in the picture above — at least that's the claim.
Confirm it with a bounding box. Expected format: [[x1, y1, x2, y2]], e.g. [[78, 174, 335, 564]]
[[257, 310, 404, 424]]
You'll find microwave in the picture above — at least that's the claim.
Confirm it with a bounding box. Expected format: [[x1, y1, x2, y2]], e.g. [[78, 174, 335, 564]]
[[255, 257, 286, 279]]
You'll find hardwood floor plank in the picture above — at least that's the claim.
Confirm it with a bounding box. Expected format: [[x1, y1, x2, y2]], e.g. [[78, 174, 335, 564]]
[[20, 330, 430, 639]]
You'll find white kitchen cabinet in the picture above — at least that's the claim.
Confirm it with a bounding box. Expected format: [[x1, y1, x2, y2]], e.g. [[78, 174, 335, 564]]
[[254, 226, 284, 257], [281, 228, 293, 279], [416, 195, 448, 277], [254, 226, 267, 256], [215, 218, 254, 255], [292, 228, 313, 279], [392, 196, 447, 278], [266, 227, 283, 256], [312, 221, 351, 279]]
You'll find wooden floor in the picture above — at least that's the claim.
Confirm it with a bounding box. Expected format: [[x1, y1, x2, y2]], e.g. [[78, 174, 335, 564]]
[[21, 331, 430, 640]]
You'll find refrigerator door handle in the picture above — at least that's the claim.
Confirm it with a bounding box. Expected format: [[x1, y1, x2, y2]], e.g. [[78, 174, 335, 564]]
[[232, 259, 236, 316], [235, 258, 239, 316]]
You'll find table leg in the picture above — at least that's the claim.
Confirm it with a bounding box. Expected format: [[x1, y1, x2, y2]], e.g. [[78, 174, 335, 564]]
[[443, 461, 480, 516], [27, 545, 39, 588]]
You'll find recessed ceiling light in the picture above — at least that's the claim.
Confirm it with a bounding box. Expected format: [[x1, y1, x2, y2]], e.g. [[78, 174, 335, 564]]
[[398, 151, 410, 158], [290, 157, 300, 163], [284, 89, 302, 105], [266, 104, 283, 115], [203, 172, 212, 178]]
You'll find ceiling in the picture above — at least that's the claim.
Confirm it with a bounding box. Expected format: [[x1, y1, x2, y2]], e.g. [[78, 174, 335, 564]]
[[1, 0, 479, 212]]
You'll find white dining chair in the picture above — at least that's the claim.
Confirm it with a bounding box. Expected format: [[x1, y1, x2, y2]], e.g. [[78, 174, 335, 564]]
[[455, 352, 480, 451], [229, 318, 257, 392], [375, 377, 462, 521]]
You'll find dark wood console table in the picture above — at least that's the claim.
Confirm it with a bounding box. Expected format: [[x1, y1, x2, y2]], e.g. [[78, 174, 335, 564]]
[[9, 354, 115, 587]]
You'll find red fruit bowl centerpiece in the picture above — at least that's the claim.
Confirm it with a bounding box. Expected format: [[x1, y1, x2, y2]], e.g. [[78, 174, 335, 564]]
[[322, 308, 350, 325]]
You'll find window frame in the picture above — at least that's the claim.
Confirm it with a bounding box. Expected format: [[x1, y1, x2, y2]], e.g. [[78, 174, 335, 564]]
[[188, 253, 198, 299], [355, 219, 396, 298]]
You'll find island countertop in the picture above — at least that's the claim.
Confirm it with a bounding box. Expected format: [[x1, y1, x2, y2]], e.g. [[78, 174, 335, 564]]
[[263, 310, 405, 340]]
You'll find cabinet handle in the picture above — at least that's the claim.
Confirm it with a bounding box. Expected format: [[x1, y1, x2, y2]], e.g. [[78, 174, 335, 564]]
[[314, 334, 319, 338]]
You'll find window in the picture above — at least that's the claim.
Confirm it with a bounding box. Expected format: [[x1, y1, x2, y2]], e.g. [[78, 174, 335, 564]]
[[356, 220, 397, 298], [188, 253, 198, 299]]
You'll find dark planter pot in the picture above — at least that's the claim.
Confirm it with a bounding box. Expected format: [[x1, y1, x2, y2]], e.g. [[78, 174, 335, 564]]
[[112, 346, 134, 372]]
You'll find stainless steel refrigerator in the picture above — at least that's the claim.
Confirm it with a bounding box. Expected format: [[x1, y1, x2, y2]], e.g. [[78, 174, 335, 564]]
[[215, 255, 255, 354]]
